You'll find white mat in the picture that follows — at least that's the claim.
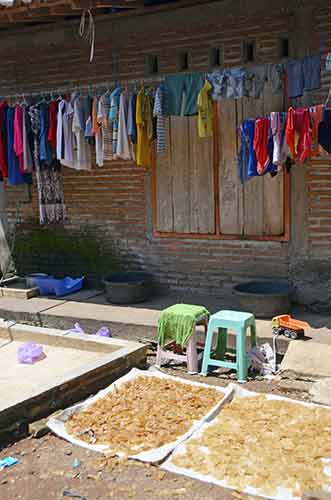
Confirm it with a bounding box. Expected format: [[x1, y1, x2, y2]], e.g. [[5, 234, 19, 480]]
[[48, 368, 231, 463], [162, 383, 331, 500]]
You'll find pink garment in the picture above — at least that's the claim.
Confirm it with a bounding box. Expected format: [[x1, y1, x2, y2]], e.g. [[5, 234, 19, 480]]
[[14, 106, 24, 172]]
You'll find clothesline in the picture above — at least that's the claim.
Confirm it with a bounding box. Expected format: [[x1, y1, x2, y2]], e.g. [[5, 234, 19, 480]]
[[0, 75, 166, 101]]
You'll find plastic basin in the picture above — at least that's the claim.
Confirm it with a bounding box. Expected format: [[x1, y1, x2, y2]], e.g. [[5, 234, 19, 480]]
[[103, 272, 153, 304], [26, 273, 50, 289], [234, 280, 290, 319]]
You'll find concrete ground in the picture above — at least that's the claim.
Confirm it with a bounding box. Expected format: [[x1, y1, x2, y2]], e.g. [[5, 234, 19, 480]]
[[0, 289, 329, 500], [0, 341, 108, 412], [0, 289, 329, 347]]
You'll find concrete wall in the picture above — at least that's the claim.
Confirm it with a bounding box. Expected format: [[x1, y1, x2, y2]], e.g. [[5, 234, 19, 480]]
[[1, 1, 331, 307]]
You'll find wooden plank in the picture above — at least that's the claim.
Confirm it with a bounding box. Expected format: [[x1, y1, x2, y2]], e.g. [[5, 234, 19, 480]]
[[188, 116, 214, 233], [262, 80, 285, 235], [155, 118, 173, 232], [218, 100, 243, 234], [171, 116, 191, 233], [242, 96, 264, 236]]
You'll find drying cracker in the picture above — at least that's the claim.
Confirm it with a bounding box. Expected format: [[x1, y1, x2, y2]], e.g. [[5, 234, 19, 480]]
[[66, 376, 220, 454], [172, 395, 331, 497]]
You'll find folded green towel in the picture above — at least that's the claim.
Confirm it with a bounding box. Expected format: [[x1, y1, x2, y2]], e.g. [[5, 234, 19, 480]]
[[157, 303, 210, 348]]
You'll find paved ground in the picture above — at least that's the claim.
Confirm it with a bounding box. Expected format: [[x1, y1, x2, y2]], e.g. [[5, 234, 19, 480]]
[[0, 357, 308, 500], [0, 290, 330, 346], [1, 434, 238, 500], [0, 289, 329, 499]]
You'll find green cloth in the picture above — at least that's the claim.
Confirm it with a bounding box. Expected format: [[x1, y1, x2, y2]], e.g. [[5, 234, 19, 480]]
[[157, 303, 210, 348]]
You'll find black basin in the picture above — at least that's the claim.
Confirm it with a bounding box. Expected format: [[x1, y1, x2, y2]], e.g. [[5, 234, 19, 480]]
[[103, 272, 153, 304], [234, 280, 290, 319]]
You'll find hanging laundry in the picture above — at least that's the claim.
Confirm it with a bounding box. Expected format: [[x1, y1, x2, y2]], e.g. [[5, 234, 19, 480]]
[[197, 80, 214, 138], [117, 92, 131, 160], [208, 68, 246, 100], [310, 105, 324, 156], [0, 102, 8, 178], [127, 92, 137, 160], [253, 117, 270, 174], [267, 64, 285, 95], [267, 126, 279, 177], [109, 87, 121, 157], [285, 107, 295, 158], [165, 73, 203, 115], [83, 96, 94, 144], [56, 99, 67, 161], [92, 97, 104, 167], [238, 119, 258, 184], [99, 93, 113, 161], [318, 108, 331, 154], [285, 107, 312, 162], [244, 65, 267, 99], [63, 100, 74, 164], [153, 84, 168, 151], [287, 55, 321, 98], [48, 100, 58, 149], [22, 106, 33, 173], [71, 96, 92, 170], [39, 101, 53, 165], [29, 105, 66, 225], [6, 107, 25, 186], [136, 88, 153, 168], [13, 106, 24, 172], [127, 93, 137, 144], [270, 112, 287, 166]]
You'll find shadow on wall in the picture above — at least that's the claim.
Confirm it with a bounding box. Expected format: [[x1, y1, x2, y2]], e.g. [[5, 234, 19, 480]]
[[290, 259, 331, 325], [13, 224, 119, 286]]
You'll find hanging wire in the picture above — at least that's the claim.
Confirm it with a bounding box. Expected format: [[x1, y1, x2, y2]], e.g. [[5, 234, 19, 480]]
[[0, 75, 165, 101], [79, 9, 95, 63]]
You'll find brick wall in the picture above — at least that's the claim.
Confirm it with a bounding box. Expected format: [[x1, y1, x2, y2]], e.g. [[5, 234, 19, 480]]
[[1, 1, 331, 307]]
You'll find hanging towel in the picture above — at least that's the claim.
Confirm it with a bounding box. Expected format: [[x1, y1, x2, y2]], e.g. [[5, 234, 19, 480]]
[[158, 304, 210, 348]]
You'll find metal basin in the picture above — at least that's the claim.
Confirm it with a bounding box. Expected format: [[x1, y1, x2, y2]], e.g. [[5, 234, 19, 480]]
[[104, 272, 153, 304]]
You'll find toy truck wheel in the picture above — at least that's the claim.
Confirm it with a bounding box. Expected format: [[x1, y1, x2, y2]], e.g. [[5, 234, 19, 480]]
[[289, 331, 298, 339], [284, 330, 292, 338]]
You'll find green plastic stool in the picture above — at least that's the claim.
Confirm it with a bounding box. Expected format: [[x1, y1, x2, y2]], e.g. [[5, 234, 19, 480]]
[[200, 310, 257, 383]]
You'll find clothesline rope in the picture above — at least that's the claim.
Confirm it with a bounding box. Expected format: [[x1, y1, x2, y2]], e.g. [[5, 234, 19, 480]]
[[0, 75, 166, 101]]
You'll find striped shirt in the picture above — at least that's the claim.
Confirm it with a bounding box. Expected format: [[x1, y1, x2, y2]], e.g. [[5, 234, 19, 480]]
[[153, 85, 167, 154]]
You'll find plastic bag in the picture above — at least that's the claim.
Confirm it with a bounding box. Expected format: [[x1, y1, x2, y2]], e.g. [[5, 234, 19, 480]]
[[17, 342, 46, 364], [95, 326, 111, 337], [69, 323, 85, 335]]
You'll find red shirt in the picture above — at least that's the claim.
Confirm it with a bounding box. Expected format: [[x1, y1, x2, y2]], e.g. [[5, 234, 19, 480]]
[[0, 101, 8, 177], [253, 117, 270, 174]]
